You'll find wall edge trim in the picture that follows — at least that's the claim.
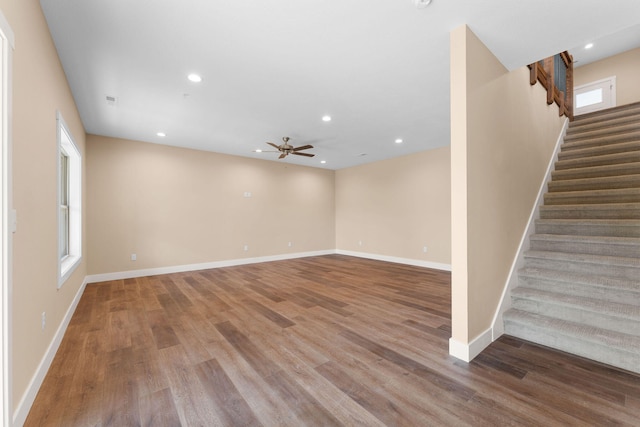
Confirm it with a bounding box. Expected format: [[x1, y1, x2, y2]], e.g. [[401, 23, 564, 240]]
[[448, 327, 493, 362], [13, 276, 89, 427]]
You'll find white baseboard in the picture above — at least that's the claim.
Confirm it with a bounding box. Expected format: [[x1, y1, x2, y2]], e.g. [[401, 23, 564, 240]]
[[13, 277, 89, 427], [85, 250, 336, 283], [491, 118, 569, 341], [335, 249, 452, 272], [449, 327, 493, 363]]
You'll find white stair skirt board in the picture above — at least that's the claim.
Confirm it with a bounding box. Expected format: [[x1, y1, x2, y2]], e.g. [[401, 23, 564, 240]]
[[449, 328, 493, 363], [492, 118, 569, 340]]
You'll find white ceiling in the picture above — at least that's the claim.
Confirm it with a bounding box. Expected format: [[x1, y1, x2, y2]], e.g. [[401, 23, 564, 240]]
[[41, 0, 640, 170]]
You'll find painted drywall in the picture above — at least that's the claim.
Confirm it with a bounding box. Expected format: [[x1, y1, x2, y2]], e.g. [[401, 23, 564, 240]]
[[450, 25, 565, 346], [574, 47, 640, 107], [0, 0, 87, 416], [87, 135, 335, 274], [335, 148, 451, 266]]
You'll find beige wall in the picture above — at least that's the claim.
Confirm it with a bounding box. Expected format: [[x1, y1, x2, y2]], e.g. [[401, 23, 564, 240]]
[[0, 0, 87, 414], [335, 148, 451, 266], [574, 47, 640, 107], [87, 135, 335, 274], [450, 25, 565, 344]]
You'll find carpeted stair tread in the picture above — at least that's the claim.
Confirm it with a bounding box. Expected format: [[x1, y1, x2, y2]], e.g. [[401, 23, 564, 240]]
[[529, 234, 640, 257], [511, 287, 640, 320], [534, 218, 640, 237], [524, 250, 640, 268], [543, 187, 640, 205], [565, 121, 640, 142], [552, 162, 640, 181], [504, 309, 640, 372], [571, 102, 640, 126], [555, 150, 640, 171], [518, 266, 640, 295], [539, 202, 640, 219], [567, 113, 640, 136], [559, 140, 640, 160], [562, 129, 640, 147], [547, 174, 640, 192]]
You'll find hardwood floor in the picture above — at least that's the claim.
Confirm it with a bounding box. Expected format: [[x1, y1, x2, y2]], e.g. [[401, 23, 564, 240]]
[[25, 255, 640, 426]]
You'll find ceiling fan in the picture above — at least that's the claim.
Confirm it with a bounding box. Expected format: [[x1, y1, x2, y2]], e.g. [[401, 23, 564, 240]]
[[258, 137, 315, 159]]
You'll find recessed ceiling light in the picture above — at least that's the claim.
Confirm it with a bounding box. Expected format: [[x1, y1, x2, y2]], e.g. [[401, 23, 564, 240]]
[[322, 115, 332, 122], [255, 149, 262, 153], [320, 160, 326, 164], [585, 43, 594, 49], [157, 132, 166, 137], [187, 73, 202, 83], [395, 138, 403, 144]]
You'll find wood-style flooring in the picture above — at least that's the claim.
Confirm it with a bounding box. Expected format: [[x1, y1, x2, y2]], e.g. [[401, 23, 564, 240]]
[[26, 255, 640, 426]]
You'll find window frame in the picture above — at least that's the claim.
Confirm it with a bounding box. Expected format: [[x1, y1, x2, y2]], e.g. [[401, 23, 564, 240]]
[[57, 112, 81, 287]]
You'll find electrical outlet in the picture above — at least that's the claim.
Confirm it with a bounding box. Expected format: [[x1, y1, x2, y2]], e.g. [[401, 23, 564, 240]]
[[288, 241, 292, 247], [41, 312, 46, 331], [243, 245, 249, 251], [131, 253, 137, 261], [423, 246, 428, 253]]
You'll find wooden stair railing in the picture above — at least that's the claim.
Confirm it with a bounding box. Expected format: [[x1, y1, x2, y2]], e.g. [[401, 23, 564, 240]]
[[528, 51, 574, 120]]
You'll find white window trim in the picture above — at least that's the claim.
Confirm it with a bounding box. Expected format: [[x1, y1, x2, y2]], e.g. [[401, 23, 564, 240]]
[[57, 112, 81, 287]]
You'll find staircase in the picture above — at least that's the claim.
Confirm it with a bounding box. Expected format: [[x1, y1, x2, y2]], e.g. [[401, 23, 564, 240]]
[[504, 102, 640, 374]]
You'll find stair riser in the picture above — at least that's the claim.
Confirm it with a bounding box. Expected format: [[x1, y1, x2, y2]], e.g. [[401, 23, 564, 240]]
[[548, 177, 640, 192], [562, 133, 640, 148], [565, 123, 640, 141], [555, 154, 640, 171], [552, 164, 640, 181], [518, 276, 640, 305], [529, 239, 640, 258], [539, 207, 640, 220], [511, 297, 640, 334], [503, 321, 640, 375], [544, 192, 640, 205], [535, 223, 640, 237], [523, 257, 640, 280], [572, 105, 640, 128], [559, 143, 640, 161]]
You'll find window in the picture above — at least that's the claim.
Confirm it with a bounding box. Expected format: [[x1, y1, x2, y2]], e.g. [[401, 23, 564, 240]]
[[58, 113, 81, 287], [574, 76, 616, 116]]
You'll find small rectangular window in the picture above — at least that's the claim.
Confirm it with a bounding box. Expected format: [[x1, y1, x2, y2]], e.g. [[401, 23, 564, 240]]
[[58, 112, 81, 287]]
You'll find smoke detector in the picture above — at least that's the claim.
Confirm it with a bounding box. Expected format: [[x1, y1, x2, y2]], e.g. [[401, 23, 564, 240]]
[[415, 0, 432, 8]]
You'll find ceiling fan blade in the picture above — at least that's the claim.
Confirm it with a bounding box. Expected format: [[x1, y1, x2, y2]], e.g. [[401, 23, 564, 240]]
[[292, 145, 314, 151], [267, 142, 280, 150], [291, 152, 315, 157], [278, 153, 287, 159]]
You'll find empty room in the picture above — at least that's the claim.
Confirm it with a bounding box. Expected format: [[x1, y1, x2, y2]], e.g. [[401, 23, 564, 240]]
[[1, 0, 640, 426]]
